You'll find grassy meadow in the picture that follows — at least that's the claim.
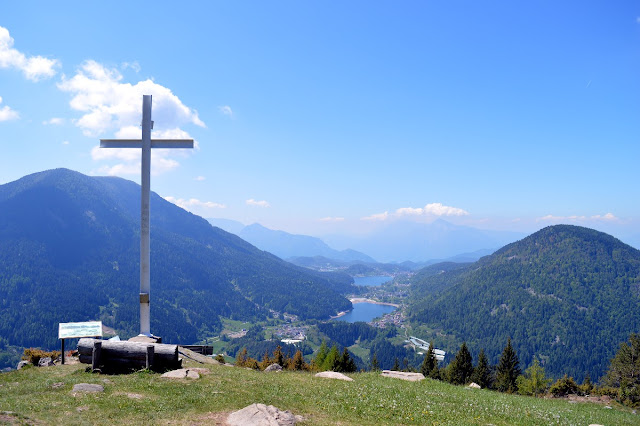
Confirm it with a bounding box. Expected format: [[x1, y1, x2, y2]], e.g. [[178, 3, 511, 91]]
[[0, 360, 637, 425]]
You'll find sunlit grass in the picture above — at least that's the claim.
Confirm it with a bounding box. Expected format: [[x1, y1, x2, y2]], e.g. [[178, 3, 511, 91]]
[[0, 362, 636, 425]]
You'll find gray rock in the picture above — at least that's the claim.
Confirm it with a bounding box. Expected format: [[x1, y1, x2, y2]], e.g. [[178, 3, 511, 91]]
[[16, 361, 30, 370], [380, 370, 425, 382], [38, 357, 54, 367], [161, 368, 200, 379], [227, 403, 298, 426], [468, 382, 481, 389], [315, 371, 354, 381], [264, 364, 283, 372], [71, 383, 104, 394]]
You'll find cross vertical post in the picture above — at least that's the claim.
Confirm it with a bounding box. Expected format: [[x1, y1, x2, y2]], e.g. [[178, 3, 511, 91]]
[[100, 95, 194, 337], [140, 95, 152, 336]]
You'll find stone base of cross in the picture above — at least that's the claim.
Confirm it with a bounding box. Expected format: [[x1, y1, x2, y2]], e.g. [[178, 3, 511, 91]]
[[100, 95, 193, 337]]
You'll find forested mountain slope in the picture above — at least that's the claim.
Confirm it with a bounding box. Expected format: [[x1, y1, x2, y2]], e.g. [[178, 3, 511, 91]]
[[0, 169, 352, 349], [408, 225, 640, 381]]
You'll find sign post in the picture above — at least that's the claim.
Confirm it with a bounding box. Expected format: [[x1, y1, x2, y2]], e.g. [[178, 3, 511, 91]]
[[58, 321, 103, 364]]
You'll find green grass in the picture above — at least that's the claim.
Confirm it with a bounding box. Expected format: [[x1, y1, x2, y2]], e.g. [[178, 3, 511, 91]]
[[1, 362, 636, 425]]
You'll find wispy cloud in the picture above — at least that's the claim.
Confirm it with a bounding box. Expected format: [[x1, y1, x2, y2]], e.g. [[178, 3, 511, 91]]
[[0, 26, 59, 81], [164, 196, 226, 211], [195, 176, 206, 181], [0, 96, 19, 121], [43, 117, 64, 125], [62, 140, 70, 145], [218, 105, 233, 117], [537, 213, 618, 223], [121, 61, 141, 73], [246, 198, 270, 208], [362, 202, 469, 221], [319, 216, 345, 222]]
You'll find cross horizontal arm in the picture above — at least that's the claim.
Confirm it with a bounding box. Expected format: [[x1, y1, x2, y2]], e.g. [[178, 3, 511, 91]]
[[100, 139, 194, 149]]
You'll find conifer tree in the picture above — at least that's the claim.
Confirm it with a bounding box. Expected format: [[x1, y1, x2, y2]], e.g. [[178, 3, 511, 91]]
[[495, 338, 521, 393], [470, 349, 491, 388], [235, 347, 248, 367], [370, 352, 380, 371], [605, 333, 640, 405], [273, 345, 285, 366], [259, 350, 272, 370], [449, 342, 474, 385], [322, 345, 340, 371], [313, 340, 328, 370], [292, 350, 307, 371], [516, 359, 551, 396], [338, 348, 357, 373], [420, 343, 437, 377], [392, 357, 400, 371]]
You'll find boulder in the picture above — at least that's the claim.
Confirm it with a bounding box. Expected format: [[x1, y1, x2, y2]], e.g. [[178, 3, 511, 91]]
[[315, 371, 354, 382], [161, 368, 200, 379], [264, 364, 283, 372], [227, 403, 299, 426], [380, 370, 425, 382], [38, 357, 54, 367], [16, 361, 30, 370]]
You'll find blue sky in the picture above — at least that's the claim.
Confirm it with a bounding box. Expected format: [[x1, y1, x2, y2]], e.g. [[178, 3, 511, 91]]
[[1, 1, 639, 242]]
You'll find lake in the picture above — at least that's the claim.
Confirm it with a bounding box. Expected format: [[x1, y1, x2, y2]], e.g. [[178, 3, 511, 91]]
[[352, 275, 392, 286], [334, 302, 396, 323]]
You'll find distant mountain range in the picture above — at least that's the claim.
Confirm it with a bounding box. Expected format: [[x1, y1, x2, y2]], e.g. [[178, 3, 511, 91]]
[[407, 225, 640, 381], [207, 219, 377, 263], [324, 219, 525, 263], [0, 169, 353, 351]]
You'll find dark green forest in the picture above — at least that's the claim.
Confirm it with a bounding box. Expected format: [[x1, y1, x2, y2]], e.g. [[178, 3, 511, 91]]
[[407, 225, 640, 381], [0, 169, 352, 362]]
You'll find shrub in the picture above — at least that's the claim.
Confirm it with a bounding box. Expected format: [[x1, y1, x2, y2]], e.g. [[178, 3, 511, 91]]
[[22, 348, 60, 365], [214, 354, 225, 364], [549, 374, 578, 397]]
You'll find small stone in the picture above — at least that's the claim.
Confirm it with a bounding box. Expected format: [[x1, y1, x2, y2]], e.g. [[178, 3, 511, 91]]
[[76, 406, 89, 412], [264, 364, 283, 372], [51, 382, 64, 389], [315, 372, 354, 381], [227, 403, 297, 426], [380, 370, 425, 382], [468, 382, 481, 389], [71, 383, 104, 394], [604, 406, 613, 409], [16, 361, 30, 370]]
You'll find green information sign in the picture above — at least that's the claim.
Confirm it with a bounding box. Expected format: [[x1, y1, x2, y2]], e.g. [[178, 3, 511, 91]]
[[58, 321, 102, 339]]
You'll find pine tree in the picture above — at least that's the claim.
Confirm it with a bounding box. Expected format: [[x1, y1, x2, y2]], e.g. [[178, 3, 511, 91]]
[[370, 352, 380, 371], [273, 345, 284, 367], [516, 359, 551, 396], [605, 333, 640, 405], [420, 343, 437, 377], [292, 350, 307, 371], [235, 347, 248, 367], [322, 345, 340, 372], [392, 357, 400, 371], [313, 340, 328, 371], [338, 348, 357, 373], [449, 342, 474, 385], [495, 338, 521, 393], [259, 350, 272, 370], [470, 349, 491, 388]]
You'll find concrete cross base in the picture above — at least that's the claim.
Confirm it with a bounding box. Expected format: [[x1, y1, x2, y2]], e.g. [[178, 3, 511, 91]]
[[128, 335, 162, 344]]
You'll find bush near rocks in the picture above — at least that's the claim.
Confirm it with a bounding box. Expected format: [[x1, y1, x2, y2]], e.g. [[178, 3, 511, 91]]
[[22, 349, 61, 366]]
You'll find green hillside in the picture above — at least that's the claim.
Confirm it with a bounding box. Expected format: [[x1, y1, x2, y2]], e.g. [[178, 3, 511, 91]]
[[407, 225, 640, 381], [0, 361, 636, 425], [0, 169, 353, 353]]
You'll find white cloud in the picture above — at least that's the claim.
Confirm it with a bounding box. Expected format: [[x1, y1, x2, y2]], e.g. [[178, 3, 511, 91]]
[[362, 202, 469, 221], [246, 199, 270, 208], [164, 196, 226, 211], [0, 26, 59, 81], [218, 105, 233, 117], [195, 176, 206, 181], [319, 216, 345, 222], [537, 213, 618, 223], [362, 211, 389, 221], [121, 61, 141, 73], [62, 140, 70, 145], [0, 96, 19, 121], [58, 60, 205, 137], [43, 117, 64, 125]]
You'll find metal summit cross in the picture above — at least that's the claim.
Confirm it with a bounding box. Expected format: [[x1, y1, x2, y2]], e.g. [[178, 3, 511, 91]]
[[100, 95, 193, 337]]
